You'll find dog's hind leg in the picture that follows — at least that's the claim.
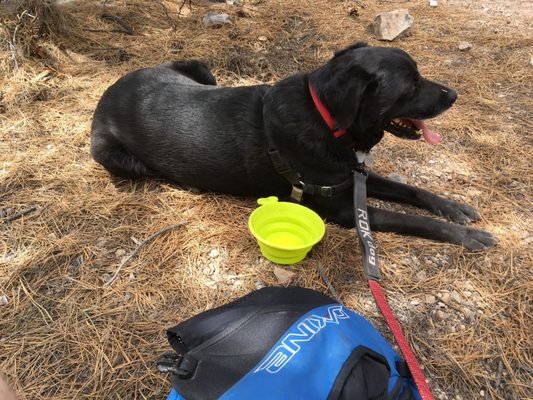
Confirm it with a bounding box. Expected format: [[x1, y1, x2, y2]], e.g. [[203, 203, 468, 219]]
[[366, 172, 481, 224], [162, 60, 217, 85], [90, 131, 158, 179]]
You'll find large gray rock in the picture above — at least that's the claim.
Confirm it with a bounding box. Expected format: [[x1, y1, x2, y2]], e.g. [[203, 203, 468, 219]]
[[369, 9, 414, 41]]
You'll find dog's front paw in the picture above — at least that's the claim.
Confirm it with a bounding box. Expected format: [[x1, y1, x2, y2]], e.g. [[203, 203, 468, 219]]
[[458, 227, 497, 251], [433, 201, 481, 224]]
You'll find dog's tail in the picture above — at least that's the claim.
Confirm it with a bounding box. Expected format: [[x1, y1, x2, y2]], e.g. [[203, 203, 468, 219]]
[[90, 126, 157, 179]]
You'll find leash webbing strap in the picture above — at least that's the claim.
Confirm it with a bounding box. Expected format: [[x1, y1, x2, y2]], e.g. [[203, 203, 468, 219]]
[[353, 170, 434, 400], [353, 170, 380, 280]]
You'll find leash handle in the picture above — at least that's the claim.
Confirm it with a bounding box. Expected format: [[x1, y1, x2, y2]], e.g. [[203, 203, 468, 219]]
[[353, 170, 434, 400]]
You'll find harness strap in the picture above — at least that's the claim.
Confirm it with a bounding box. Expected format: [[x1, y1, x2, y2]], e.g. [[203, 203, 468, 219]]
[[353, 169, 434, 400], [267, 148, 352, 201]]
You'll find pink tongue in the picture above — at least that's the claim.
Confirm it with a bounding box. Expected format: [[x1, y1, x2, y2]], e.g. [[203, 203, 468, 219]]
[[410, 119, 441, 145]]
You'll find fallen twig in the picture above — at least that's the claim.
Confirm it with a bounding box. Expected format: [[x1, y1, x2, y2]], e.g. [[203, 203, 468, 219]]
[[178, 0, 193, 17], [0, 23, 19, 70], [4, 206, 38, 223], [104, 221, 188, 287], [155, 1, 177, 31], [83, 28, 132, 34], [494, 360, 504, 390], [317, 262, 342, 303], [99, 12, 134, 35]]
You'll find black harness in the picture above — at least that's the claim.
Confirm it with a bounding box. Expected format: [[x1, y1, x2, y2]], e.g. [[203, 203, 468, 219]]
[[266, 78, 362, 202], [267, 147, 355, 201]]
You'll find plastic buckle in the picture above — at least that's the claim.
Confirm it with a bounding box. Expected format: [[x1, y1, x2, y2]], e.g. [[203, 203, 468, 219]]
[[320, 186, 333, 197], [291, 184, 304, 202], [156, 353, 181, 374]]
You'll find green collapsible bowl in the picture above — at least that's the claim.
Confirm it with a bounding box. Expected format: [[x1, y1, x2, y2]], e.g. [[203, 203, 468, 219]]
[[248, 196, 326, 265]]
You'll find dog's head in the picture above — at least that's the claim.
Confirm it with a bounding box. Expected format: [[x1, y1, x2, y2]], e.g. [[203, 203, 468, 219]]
[[309, 43, 457, 151]]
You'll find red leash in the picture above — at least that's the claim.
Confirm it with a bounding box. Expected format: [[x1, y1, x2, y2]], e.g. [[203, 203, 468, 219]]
[[368, 280, 434, 400], [353, 169, 434, 400]]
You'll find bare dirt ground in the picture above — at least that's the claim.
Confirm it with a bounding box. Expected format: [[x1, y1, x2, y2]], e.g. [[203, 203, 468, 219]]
[[0, 0, 532, 399]]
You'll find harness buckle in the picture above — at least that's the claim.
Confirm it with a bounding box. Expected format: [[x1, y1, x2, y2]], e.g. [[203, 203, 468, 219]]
[[320, 186, 333, 197], [291, 184, 304, 202]]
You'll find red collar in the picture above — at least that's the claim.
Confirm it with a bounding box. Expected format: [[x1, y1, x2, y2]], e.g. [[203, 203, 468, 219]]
[[308, 82, 348, 139]]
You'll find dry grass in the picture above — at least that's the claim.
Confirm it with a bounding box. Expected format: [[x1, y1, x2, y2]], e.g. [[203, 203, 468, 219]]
[[1, 0, 532, 399]]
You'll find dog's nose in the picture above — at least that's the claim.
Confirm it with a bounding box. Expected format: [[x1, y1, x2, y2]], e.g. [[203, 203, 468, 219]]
[[443, 88, 457, 104]]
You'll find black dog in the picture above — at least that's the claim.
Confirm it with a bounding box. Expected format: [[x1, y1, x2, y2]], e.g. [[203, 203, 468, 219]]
[[91, 43, 496, 251]]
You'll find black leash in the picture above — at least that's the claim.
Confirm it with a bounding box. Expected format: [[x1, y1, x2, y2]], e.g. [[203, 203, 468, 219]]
[[353, 167, 434, 400]]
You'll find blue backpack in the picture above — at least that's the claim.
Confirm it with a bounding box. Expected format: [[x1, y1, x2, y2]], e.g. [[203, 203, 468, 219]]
[[157, 286, 421, 400]]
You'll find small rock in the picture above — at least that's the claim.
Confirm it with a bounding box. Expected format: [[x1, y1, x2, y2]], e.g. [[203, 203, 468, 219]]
[[410, 298, 421, 306], [203, 12, 231, 27], [208, 249, 219, 258], [462, 308, 475, 319], [441, 292, 451, 304], [255, 280, 266, 290], [425, 295, 436, 304], [464, 280, 475, 291], [429, 0, 438, 6], [387, 172, 407, 184], [274, 266, 296, 285], [369, 9, 414, 41], [450, 290, 462, 303], [436, 310, 449, 321], [46, 144, 53, 150], [0, 295, 8, 306], [115, 249, 126, 257], [458, 41, 472, 51], [226, 0, 240, 4], [205, 280, 218, 289], [530, 55, 533, 67], [258, 36, 267, 41], [415, 270, 427, 282]]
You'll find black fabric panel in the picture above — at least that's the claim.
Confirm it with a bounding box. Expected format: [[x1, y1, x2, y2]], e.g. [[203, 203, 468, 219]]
[[167, 286, 334, 400], [327, 346, 393, 400]]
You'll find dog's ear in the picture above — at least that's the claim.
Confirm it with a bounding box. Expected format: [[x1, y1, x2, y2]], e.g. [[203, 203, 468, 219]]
[[317, 64, 376, 130]]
